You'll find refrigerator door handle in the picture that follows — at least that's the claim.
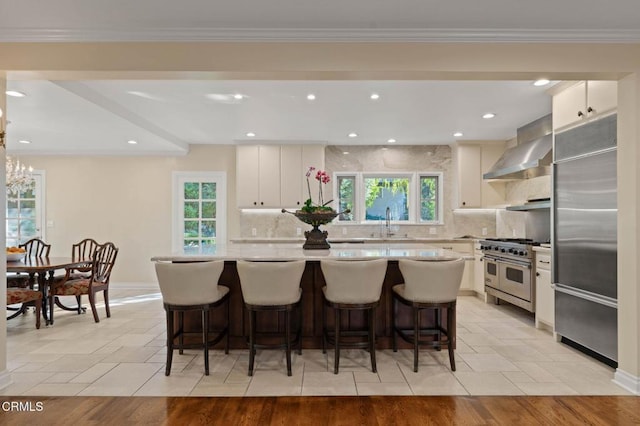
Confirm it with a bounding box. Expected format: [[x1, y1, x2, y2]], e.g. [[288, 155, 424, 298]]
[[555, 283, 618, 309]]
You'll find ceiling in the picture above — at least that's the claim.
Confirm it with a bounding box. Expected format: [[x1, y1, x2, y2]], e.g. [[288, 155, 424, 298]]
[[5, 80, 553, 155], [2, 0, 635, 155], [1, 0, 639, 42]]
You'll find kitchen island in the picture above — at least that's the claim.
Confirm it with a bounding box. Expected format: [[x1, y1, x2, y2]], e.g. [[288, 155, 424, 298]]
[[151, 243, 469, 349]]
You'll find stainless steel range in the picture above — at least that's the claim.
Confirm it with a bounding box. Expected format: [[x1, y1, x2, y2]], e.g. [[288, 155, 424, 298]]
[[480, 238, 541, 312]]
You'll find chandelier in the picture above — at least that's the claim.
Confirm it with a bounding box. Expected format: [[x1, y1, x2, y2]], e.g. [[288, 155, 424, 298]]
[[6, 156, 34, 195], [1, 107, 35, 195]]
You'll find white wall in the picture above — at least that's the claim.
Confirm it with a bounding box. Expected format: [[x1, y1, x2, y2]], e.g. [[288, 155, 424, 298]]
[[22, 144, 237, 282]]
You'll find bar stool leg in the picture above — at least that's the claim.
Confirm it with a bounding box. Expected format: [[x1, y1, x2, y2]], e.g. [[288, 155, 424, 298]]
[[392, 298, 398, 352], [435, 308, 442, 351], [322, 302, 327, 354], [414, 306, 420, 373], [448, 304, 456, 371], [369, 306, 377, 373], [178, 311, 184, 355], [297, 302, 303, 356], [334, 308, 340, 374], [165, 307, 174, 376], [203, 309, 210, 376], [225, 297, 230, 355], [285, 309, 292, 376], [248, 309, 255, 376]]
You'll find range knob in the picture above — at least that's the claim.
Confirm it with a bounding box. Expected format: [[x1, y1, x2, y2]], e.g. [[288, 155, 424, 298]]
[[508, 248, 515, 254], [519, 250, 526, 256], [500, 248, 506, 253]]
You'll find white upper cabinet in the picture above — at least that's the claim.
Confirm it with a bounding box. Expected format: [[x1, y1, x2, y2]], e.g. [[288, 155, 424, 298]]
[[552, 81, 617, 131], [458, 144, 482, 208], [236, 145, 281, 207], [457, 142, 506, 208], [237, 144, 325, 208], [280, 145, 325, 208]]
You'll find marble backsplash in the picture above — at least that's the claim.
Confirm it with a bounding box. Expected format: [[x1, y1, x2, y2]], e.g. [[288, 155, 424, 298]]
[[239, 209, 497, 239]]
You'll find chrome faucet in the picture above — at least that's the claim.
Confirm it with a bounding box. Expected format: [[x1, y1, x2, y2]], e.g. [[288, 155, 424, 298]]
[[385, 207, 394, 237]]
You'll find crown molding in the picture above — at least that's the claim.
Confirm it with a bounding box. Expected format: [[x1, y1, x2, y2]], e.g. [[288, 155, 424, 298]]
[[2, 27, 640, 43]]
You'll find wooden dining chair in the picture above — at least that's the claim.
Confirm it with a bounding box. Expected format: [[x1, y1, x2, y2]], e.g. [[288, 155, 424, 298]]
[[49, 242, 119, 324], [6, 287, 42, 329], [53, 238, 102, 315], [7, 238, 52, 318], [19, 238, 51, 258], [8, 238, 51, 287]]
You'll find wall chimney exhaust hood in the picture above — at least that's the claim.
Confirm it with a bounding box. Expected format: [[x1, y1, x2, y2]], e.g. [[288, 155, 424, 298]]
[[482, 134, 552, 180], [483, 114, 552, 180]]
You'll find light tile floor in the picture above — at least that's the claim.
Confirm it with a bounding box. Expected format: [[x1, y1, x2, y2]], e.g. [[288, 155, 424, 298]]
[[3, 284, 632, 397]]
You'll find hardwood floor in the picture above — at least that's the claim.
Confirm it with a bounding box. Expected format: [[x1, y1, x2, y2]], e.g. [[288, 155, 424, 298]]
[[2, 396, 638, 425]]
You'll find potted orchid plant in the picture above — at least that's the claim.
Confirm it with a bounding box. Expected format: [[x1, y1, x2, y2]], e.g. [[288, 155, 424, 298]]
[[301, 166, 334, 214]]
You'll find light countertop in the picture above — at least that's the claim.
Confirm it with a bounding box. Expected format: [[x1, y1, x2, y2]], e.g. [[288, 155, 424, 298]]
[[151, 242, 473, 262], [230, 237, 477, 244]]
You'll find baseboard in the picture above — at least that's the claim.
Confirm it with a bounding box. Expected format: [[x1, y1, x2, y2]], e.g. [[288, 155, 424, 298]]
[[613, 368, 640, 395], [0, 369, 13, 390], [109, 282, 159, 290]]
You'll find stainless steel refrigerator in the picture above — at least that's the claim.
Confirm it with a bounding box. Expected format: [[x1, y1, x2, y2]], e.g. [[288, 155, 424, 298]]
[[553, 113, 617, 364]]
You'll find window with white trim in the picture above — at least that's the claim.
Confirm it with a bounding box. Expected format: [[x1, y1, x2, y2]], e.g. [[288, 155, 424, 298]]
[[6, 172, 45, 246], [172, 172, 226, 252], [334, 171, 443, 224]]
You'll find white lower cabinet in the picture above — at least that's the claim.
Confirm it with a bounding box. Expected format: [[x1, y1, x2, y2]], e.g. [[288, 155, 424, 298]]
[[474, 251, 484, 296], [434, 242, 474, 291], [534, 251, 553, 330]]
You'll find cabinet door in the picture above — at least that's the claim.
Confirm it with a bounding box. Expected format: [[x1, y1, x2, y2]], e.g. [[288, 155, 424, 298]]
[[474, 253, 485, 294], [535, 268, 553, 328], [258, 145, 281, 207], [458, 145, 481, 207], [480, 143, 506, 207], [280, 145, 303, 207], [437, 242, 473, 291], [236, 145, 260, 207], [552, 81, 587, 130], [586, 81, 617, 117]]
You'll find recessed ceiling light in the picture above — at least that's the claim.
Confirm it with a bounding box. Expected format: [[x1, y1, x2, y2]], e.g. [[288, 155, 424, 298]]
[[18, 140, 31, 144], [453, 132, 464, 137], [127, 140, 138, 145], [233, 93, 244, 100], [482, 113, 496, 119], [533, 79, 550, 87], [246, 132, 256, 137], [343, 151, 350, 155], [370, 93, 380, 100], [6, 90, 26, 97], [348, 132, 358, 138], [387, 138, 396, 143], [306, 94, 316, 100]]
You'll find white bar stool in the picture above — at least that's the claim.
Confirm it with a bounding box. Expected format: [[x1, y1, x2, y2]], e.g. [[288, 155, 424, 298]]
[[320, 259, 388, 374], [155, 260, 230, 376], [237, 260, 306, 376], [392, 258, 465, 372]]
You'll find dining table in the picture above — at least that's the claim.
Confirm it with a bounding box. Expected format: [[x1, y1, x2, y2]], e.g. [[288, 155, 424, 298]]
[[7, 256, 91, 326]]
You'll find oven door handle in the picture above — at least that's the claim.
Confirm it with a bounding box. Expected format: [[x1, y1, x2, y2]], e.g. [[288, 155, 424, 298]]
[[482, 254, 532, 269]]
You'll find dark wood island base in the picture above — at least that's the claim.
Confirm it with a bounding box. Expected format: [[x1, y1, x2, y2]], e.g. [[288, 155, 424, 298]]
[[177, 260, 453, 350]]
